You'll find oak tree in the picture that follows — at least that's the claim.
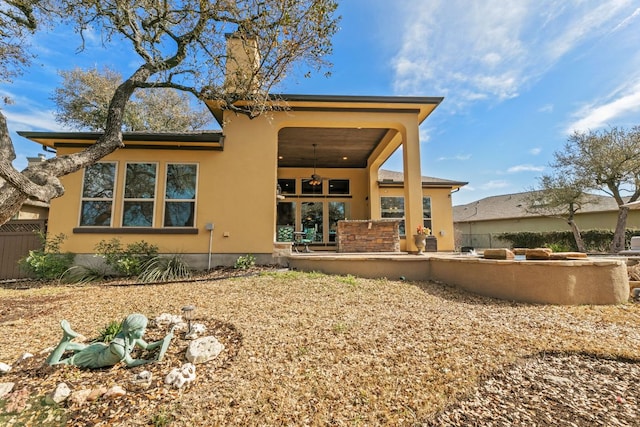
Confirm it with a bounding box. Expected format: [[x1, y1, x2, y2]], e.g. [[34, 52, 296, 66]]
[[53, 67, 211, 131], [551, 126, 640, 252], [0, 0, 340, 224]]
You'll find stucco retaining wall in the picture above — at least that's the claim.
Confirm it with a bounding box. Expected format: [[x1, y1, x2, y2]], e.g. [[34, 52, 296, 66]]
[[288, 254, 629, 305]]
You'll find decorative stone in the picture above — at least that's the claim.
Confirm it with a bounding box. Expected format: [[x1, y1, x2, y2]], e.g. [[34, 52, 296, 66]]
[[16, 353, 33, 363], [483, 248, 515, 260], [130, 370, 153, 390], [155, 313, 183, 327], [549, 252, 588, 260], [186, 336, 225, 364], [0, 362, 11, 374], [46, 382, 71, 405], [0, 382, 15, 398], [69, 389, 92, 406], [86, 386, 108, 401], [165, 363, 196, 388], [525, 248, 553, 260], [104, 385, 127, 399]]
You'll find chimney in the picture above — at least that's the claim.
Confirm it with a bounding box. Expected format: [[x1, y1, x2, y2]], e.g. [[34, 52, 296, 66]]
[[224, 31, 260, 94]]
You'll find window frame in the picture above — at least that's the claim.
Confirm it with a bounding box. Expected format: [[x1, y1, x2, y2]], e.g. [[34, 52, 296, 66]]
[[121, 162, 158, 227], [78, 161, 118, 227], [163, 162, 198, 228]]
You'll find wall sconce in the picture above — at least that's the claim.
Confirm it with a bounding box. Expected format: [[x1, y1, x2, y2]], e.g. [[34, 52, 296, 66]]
[[439, 230, 446, 236], [181, 305, 196, 333]]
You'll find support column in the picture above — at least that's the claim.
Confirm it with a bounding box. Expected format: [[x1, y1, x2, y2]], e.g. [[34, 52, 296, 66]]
[[402, 123, 423, 253]]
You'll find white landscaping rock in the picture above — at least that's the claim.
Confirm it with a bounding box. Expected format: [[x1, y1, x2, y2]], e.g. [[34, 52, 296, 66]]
[[130, 370, 153, 390], [0, 362, 11, 374], [165, 363, 196, 388], [69, 389, 92, 406], [155, 313, 183, 327], [186, 336, 225, 364], [0, 382, 15, 398], [46, 382, 71, 405]]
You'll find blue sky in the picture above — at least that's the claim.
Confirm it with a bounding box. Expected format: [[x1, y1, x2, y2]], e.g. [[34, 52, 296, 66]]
[[3, 0, 640, 206]]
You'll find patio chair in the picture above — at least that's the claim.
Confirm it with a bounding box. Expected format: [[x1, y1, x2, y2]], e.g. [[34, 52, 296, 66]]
[[277, 225, 294, 242], [294, 228, 315, 252]]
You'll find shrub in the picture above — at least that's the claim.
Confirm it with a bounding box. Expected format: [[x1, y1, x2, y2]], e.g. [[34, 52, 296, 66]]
[[139, 255, 191, 283], [95, 238, 158, 276], [234, 254, 256, 269], [61, 263, 110, 284], [19, 232, 75, 280]]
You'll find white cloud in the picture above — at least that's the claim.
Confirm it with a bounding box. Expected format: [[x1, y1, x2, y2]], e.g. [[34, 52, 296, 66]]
[[538, 104, 554, 113], [481, 180, 510, 190], [391, 1, 638, 110], [436, 154, 471, 161], [566, 78, 640, 132], [507, 164, 545, 173], [529, 147, 542, 155], [4, 109, 64, 132]]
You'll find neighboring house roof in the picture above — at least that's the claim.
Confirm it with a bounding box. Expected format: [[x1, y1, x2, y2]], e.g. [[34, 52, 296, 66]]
[[453, 191, 622, 222], [378, 169, 468, 189]]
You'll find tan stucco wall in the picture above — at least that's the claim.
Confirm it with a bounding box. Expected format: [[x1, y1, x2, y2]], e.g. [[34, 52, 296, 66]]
[[47, 107, 455, 261], [287, 254, 629, 305], [456, 210, 640, 236], [378, 186, 456, 251]]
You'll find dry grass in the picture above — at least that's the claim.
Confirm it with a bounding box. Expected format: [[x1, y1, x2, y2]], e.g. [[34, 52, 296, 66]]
[[1, 270, 639, 425]]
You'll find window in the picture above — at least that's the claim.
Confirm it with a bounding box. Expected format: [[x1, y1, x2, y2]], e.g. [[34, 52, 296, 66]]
[[423, 197, 432, 230], [80, 162, 117, 226], [164, 164, 197, 227], [328, 201, 346, 242], [122, 163, 157, 227], [380, 196, 405, 235], [328, 179, 350, 195], [301, 179, 323, 194], [277, 179, 296, 195]]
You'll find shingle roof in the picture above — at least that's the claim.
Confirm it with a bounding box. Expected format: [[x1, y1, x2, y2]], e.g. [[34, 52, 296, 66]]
[[378, 169, 467, 188], [453, 191, 621, 222]]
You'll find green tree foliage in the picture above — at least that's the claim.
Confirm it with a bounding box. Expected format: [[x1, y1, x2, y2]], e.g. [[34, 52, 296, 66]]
[[53, 66, 212, 131], [525, 174, 591, 252], [552, 126, 640, 252]]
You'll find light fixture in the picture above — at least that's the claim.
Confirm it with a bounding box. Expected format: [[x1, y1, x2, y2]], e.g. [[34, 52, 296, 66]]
[[181, 305, 195, 334], [309, 143, 322, 186]]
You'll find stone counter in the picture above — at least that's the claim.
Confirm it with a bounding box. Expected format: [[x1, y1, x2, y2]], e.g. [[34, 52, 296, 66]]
[[337, 220, 401, 253]]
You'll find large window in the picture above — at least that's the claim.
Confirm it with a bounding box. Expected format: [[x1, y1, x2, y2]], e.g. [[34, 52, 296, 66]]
[[80, 162, 116, 226], [380, 196, 405, 235], [164, 164, 197, 227], [122, 163, 157, 227]]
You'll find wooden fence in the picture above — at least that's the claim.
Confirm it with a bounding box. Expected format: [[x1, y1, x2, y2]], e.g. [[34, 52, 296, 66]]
[[0, 219, 46, 280]]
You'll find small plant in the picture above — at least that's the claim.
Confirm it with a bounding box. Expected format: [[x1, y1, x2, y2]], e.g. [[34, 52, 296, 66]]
[[61, 262, 110, 284], [545, 242, 570, 252], [93, 320, 122, 343], [150, 407, 174, 427], [95, 238, 158, 276], [19, 232, 75, 280], [234, 254, 256, 269], [139, 254, 191, 283]]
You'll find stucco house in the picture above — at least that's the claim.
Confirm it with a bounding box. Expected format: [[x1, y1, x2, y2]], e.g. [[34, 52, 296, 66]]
[[16, 36, 466, 268], [454, 191, 640, 249]]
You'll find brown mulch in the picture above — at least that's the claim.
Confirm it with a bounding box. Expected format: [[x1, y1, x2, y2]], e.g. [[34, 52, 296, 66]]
[[1, 268, 640, 426]]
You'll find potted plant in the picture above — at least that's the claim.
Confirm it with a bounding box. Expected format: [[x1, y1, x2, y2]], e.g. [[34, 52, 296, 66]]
[[414, 225, 431, 254]]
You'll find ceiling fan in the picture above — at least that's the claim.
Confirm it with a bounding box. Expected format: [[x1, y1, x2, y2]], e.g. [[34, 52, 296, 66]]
[[304, 143, 323, 186]]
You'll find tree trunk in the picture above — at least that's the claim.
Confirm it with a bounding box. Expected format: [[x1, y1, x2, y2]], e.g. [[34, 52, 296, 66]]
[[567, 219, 586, 252], [610, 207, 629, 253]]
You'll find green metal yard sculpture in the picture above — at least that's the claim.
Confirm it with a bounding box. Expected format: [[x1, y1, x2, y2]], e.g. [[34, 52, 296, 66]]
[[46, 313, 174, 369]]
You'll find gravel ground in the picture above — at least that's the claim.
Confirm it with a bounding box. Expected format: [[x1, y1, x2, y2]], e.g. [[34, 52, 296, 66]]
[[0, 269, 639, 426]]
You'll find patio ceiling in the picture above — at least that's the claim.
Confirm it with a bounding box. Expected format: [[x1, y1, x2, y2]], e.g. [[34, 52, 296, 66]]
[[277, 127, 391, 169]]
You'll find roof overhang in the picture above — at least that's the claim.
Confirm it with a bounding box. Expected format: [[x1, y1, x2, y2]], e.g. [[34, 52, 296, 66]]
[[16, 131, 225, 151], [206, 94, 443, 169]]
